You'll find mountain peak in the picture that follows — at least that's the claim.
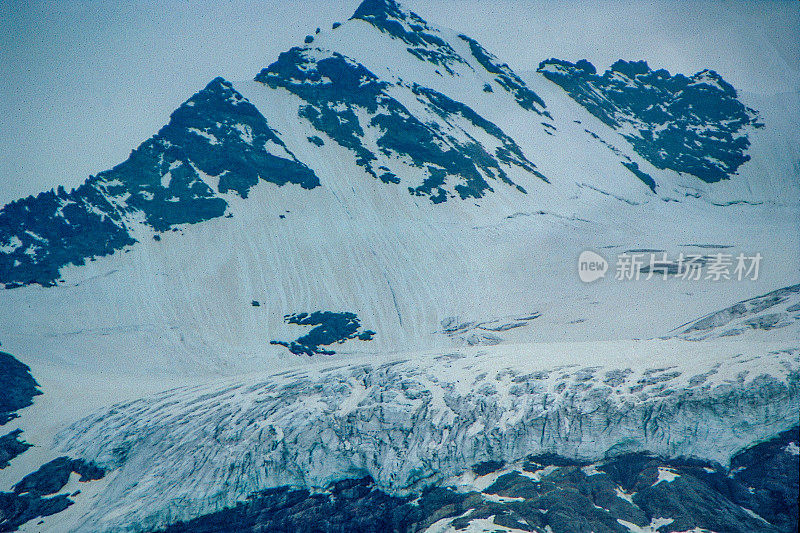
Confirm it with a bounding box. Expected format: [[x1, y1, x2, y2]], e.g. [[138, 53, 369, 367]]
[[350, 0, 434, 40], [351, 0, 407, 22], [609, 59, 651, 78]]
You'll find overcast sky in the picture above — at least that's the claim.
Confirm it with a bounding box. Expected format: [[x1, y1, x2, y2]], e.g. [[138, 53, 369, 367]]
[[1, 0, 798, 204]]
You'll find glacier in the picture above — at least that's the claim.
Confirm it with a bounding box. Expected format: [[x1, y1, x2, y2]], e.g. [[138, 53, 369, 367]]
[[51, 338, 799, 531]]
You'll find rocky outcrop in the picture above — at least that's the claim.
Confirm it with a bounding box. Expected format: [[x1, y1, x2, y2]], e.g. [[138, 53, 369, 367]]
[[0, 457, 104, 532], [0, 431, 30, 470], [0, 352, 40, 426], [538, 58, 762, 184], [0, 78, 318, 287], [676, 283, 800, 340]]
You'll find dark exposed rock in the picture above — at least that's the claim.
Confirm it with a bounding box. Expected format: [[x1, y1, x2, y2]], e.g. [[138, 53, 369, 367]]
[[12, 457, 105, 497], [271, 311, 375, 356], [307, 135, 324, 147], [472, 460, 505, 476], [0, 431, 31, 469], [0, 457, 105, 532], [0, 183, 135, 287], [0, 77, 319, 288], [538, 58, 762, 184], [351, 0, 468, 77], [727, 426, 800, 532], [459, 34, 548, 115], [411, 84, 547, 188], [0, 352, 41, 426], [0, 493, 72, 533], [255, 44, 543, 203], [159, 476, 482, 533], [622, 161, 656, 192]]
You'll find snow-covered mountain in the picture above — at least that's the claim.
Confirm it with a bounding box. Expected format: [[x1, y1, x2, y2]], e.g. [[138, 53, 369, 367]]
[[0, 0, 798, 531], [1, 0, 798, 374]]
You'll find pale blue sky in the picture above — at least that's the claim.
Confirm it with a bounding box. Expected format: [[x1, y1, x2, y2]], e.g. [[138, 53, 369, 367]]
[[1, 0, 798, 204]]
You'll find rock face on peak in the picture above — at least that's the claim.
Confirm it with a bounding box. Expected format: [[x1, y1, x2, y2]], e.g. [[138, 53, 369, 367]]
[[351, 0, 405, 21], [0, 77, 318, 287], [459, 34, 548, 115], [538, 58, 762, 183], [148, 77, 320, 203], [256, 46, 544, 203], [351, 0, 470, 77], [350, 0, 549, 116]]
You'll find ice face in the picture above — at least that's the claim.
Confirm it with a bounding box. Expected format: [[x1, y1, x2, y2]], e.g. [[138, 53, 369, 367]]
[[56, 339, 799, 531]]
